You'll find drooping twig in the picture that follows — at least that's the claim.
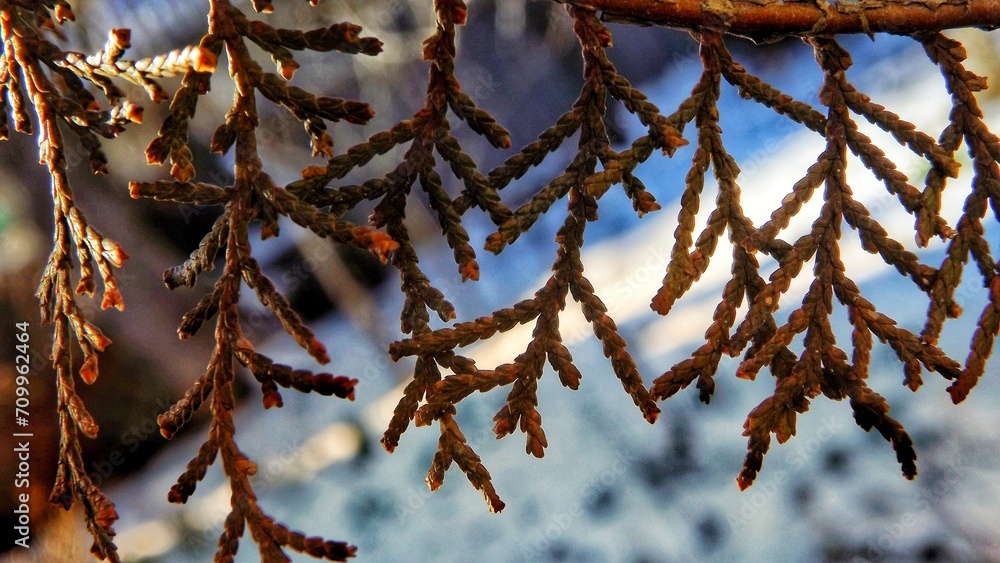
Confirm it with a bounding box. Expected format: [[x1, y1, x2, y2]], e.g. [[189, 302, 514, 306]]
[[2, 2, 209, 558], [132, 1, 393, 559], [386, 4, 679, 511]]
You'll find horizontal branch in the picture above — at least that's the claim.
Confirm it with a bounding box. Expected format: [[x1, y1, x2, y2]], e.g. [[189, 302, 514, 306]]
[[557, 0, 1000, 40]]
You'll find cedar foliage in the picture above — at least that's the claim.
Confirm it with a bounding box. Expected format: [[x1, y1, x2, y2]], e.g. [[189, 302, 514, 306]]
[[2, 0, 998, 560]]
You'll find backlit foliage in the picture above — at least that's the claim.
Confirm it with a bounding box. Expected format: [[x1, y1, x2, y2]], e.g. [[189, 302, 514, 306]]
[[132, 0, 391, 560], [3, 0, 998, 560], [1, 1, 207, 558]]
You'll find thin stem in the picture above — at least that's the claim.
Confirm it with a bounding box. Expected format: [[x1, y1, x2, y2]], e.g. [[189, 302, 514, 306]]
[[556, 0, 1000, 40]]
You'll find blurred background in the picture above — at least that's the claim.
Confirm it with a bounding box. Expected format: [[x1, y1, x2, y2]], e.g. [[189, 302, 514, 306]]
[[1, 1, 999, 561]]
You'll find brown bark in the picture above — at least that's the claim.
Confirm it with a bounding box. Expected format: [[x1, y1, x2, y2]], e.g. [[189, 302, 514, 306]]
[[556, 0, 1000, 41]]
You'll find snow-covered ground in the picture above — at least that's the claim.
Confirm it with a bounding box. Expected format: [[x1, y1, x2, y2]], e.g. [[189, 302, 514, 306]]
[[108, 34, 1000, 562]]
